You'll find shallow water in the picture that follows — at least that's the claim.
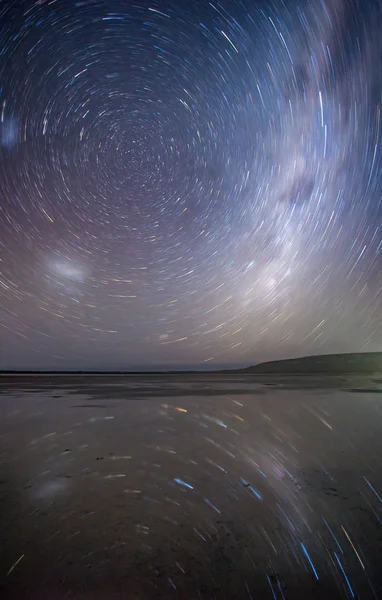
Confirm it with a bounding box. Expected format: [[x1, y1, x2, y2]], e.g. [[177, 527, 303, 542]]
[[1, 374, 381, 598]]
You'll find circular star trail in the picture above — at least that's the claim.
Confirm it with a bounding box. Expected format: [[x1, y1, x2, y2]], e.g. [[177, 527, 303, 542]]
[[0, 0, 381, 370]]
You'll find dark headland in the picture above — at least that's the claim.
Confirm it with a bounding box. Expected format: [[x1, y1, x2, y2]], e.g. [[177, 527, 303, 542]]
[[241, 351, 382, 374]]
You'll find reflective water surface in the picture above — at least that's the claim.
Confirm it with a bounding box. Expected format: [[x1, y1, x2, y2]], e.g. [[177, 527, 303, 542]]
[[1, 373, 382, 599]]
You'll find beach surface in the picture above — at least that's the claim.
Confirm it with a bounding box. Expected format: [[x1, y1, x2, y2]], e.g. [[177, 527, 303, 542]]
[[1, 373, 382, 599]]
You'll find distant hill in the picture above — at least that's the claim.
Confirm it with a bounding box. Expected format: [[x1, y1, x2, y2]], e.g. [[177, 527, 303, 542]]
[[243, 352, 382, 374], [1, 353, 382, 376]]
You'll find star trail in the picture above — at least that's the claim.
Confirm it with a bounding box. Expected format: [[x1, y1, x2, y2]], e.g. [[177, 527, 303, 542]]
[[0, 0, 381, 370]]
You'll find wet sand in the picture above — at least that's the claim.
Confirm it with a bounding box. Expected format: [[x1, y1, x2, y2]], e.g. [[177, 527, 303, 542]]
[[1, 373, 382, 599]]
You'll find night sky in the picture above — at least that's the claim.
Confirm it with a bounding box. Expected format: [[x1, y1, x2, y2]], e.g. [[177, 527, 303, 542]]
[[0, 0, 381, 370]]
